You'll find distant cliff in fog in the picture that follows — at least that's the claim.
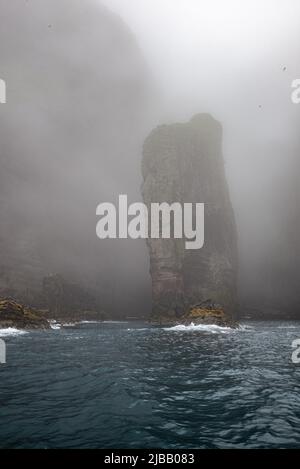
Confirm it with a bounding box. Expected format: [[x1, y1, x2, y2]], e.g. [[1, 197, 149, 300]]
[[0, 0, 153, 316]]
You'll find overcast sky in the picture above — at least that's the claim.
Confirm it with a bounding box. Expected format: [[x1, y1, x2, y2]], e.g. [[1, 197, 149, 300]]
[[101, 0, 300, 114]]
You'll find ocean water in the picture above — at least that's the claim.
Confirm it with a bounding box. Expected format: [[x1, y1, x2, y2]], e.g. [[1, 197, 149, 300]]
[[0, 320, 300, 449]]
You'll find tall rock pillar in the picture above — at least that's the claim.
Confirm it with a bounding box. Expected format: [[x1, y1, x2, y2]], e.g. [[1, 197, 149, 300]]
[[142, 114, 238, 325]]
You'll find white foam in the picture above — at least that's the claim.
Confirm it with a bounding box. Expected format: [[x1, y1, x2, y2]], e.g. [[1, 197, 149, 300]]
[[77, 320, 102, 324], [237, 324, 254, 331], [0, 328, 28, 337], [164, 322, 234, 334], [103, 320, 128, 324], [278, 325, 298, 329], [49, 321, 61, 330]]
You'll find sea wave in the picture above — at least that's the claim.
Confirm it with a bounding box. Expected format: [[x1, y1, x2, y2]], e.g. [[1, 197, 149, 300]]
[[0, 328, 28, 337], [103, 321, 129, 324], [237, 324, 254, 331], [79, 320, 102, 324], [278, 325, 298, 329], [49, 321, 61, 330], [164, 322, 234, 334]]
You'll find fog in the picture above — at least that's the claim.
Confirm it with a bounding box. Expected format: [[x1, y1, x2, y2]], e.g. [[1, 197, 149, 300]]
[[103, 0, 300, 312], [0, 0, 154, 315], [0, 0, 299, 315]]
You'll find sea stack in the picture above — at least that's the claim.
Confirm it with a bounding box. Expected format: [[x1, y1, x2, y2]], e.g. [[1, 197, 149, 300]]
[[142, 114, 238, 326]]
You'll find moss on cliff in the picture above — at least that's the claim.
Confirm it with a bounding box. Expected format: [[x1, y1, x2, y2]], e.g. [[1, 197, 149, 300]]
[[0, 299, 50, 330]]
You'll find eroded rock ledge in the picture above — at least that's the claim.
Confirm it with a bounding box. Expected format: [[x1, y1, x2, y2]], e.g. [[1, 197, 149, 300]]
[[151, 301, 237, 327], [0, 299, 50, 330]]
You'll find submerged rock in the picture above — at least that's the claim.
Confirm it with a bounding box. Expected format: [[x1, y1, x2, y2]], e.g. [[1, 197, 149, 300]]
[[142, 114, 238, 327], [0, 299, 50, 330]]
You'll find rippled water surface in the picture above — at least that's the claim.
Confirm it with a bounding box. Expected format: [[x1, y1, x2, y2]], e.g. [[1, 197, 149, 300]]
[[0, 321, 300, 448]]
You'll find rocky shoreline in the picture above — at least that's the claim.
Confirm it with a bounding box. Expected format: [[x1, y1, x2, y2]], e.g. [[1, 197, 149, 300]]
[[0, 297, 237, 331], [0, 299, 50, 330], [0, 298, 109, 331]]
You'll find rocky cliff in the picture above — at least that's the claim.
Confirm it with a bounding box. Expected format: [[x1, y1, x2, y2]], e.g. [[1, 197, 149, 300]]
[[142, 114, 238, 325], [0, 299, 50, 330]]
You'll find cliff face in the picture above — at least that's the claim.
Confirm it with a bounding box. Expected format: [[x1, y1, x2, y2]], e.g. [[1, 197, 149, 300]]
[[142, 114, 238, 324], [0, 0, 152, 315]]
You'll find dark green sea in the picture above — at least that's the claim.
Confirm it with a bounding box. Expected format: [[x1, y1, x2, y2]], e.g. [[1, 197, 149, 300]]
[[0, 320, 300, 448]]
